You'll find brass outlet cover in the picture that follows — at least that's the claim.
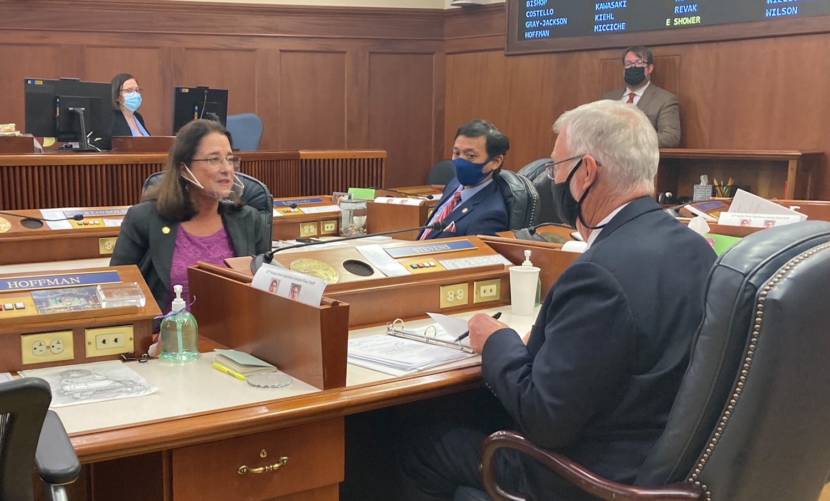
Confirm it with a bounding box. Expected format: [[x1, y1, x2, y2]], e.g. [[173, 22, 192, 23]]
[[98, 237, 118, 255], [440, 283, 468, 309], [85, 325, 134, 358], [21, 330, 74, 365], [474, 279, 501, 304], [320, 220, 338, 235], [299, 222, 318, 237]]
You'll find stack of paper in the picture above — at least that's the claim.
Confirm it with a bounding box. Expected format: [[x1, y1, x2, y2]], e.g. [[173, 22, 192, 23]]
[[348, 335, 474, 376], [717, 189, 806, 228]]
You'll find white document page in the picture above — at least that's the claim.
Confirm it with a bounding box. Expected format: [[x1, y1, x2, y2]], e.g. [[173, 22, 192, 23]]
[[728, 189, 806, 218], [39, 208, 73, 230], [300, 205, 340, 214], [356, 244, 409, 277]]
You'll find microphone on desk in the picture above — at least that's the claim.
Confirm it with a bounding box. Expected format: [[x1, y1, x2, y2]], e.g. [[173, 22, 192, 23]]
[[374, 187, 436, 200], [512, 222, 576, 243], [250, 220, 452, 273], [0, 211, 84, 230]]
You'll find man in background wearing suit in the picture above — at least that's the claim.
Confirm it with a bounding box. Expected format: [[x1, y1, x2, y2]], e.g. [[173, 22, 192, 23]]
[[603, 46, 681, 148], [400, 101, 715, 500], [418, 119, 509, 240]]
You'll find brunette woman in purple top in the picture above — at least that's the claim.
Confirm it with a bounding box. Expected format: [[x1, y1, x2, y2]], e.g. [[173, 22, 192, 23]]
[[110, 119, 270, 312]]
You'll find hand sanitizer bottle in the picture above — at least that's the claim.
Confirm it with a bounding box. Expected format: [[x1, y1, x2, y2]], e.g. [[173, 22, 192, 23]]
[[160, 285, 199, 363]]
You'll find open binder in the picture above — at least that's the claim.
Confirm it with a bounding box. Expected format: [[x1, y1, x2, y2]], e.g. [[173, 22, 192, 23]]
[[348, 318, 477, 376]]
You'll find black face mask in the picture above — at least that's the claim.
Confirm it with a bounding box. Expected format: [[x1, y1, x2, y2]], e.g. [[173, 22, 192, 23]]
[[624, 66, 647, 87], [551, 159, 605, 230]]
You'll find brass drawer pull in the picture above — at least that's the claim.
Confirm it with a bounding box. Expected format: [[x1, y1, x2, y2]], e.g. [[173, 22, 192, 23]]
[[238, 456, 289, 475]]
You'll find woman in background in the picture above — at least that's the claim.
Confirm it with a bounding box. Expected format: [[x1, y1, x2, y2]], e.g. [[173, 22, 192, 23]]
[[110, 73, 151, 138], [110, 119, 269, 311]]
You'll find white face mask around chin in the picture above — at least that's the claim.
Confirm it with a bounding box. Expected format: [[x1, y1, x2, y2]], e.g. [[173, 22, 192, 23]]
[[181, 165, 245, 202]]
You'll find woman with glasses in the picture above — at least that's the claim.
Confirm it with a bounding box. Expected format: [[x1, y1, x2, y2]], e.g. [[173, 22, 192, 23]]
[[110, 73, 151, 140], [111, 119, 270, 313]]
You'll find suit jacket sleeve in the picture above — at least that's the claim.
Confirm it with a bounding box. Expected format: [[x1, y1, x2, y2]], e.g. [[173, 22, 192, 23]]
[[655, 93, 681, 148], [481, 261, 637, 450], [110, 204, 150, 266]]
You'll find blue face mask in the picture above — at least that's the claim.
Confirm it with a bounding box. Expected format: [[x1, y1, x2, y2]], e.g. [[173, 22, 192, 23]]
[[122, 92, 142, 112], [453, 157, 492, 186]]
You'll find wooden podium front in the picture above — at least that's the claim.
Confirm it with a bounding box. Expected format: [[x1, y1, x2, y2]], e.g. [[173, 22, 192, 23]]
[[188, 263, 349, 389]]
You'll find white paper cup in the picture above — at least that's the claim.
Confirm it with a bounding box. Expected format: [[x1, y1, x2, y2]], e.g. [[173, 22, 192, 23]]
[[509, 265, 540, 316]]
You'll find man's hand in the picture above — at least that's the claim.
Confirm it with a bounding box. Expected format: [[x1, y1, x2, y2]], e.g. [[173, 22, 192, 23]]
[[468, 313, 508, 353]]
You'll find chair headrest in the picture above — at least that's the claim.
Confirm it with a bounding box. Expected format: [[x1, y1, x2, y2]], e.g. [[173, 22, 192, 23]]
[[494, 169, 539, 230], [637, 220, 830, 487]]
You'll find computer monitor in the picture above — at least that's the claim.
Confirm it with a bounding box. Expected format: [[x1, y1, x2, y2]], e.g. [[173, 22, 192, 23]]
[[24, 78, 113, 151], [173, 86, 228, 133]]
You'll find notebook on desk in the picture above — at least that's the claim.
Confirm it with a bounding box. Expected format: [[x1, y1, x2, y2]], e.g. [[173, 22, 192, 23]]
[[348, 318, 476, 376]]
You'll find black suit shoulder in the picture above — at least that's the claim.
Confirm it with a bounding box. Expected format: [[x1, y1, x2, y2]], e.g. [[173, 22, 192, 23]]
[[110, 110, 150, 138]]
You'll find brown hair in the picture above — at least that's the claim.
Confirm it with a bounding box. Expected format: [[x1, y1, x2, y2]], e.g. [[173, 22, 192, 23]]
[[110, 73, 135, 110], [144, 119, 238, 221]]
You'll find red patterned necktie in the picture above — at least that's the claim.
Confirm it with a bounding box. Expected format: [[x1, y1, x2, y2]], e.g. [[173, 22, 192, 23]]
[[420, 191, 462, 240], [627, 92, 636, 104]]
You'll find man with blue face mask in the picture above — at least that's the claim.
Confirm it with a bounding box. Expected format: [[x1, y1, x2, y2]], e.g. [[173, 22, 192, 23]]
[[418, 119, 510, 239], [109, 73, 151, 146], [602, 46, 681, 148]]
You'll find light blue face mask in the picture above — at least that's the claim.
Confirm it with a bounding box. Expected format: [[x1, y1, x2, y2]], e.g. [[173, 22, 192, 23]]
[[122, 91, 142, 112]]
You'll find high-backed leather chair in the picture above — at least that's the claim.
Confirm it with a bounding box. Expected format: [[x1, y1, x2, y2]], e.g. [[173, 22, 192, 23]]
[[517, 158, 565, 226], [427, 160, 456, 186], [464, 221, 830, 500], [493, 169, 539, 230], [0, 377, 80, 501], [226, 113, 263, 152]]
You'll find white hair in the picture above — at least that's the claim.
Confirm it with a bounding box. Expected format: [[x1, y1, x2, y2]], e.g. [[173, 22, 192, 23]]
[[553, 100, 659, 192]]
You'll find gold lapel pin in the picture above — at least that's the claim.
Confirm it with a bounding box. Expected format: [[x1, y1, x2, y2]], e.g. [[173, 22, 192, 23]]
[[462, 208, 469, 214], [162, 226, 171, 235]]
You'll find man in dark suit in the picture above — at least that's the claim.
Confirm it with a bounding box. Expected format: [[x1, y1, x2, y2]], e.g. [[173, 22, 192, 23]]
[[418, 119, 509, 239], [602, 46, 681, 148], [400, 101, 716, 500]]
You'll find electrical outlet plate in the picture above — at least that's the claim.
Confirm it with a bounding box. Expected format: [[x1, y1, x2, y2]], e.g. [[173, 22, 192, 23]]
[[21, 330, 74, 365], [320, 220, 338, 235], [85, 325, 134, 358], [474, 279, 501, 304], [299, 222, 318, 237], [440, 283, 468, 308]]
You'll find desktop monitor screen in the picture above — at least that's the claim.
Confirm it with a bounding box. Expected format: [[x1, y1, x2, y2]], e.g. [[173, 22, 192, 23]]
[[173, 86, 228, 133], [24, 78, 113, 151]]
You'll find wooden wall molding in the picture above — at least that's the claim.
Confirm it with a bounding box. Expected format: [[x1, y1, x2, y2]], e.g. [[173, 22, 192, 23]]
[[2, 2, 830, 197]]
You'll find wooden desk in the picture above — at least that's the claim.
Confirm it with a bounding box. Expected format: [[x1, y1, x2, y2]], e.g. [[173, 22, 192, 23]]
[[0, 149, 386, 210], [48, 307, 536, 501], [658, 149, 823, 200]]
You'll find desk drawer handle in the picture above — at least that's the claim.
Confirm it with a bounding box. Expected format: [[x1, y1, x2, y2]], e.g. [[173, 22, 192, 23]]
[[238, 456, 289, 475]]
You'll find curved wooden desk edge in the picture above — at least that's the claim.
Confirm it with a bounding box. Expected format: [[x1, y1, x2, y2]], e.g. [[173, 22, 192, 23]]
[[70, 363, 482, 463]]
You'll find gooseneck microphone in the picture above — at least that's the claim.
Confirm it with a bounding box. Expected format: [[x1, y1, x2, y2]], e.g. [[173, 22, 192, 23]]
[[526, 221, 574, 236], [375, 187, 436, 200], [0, 211, 84, 230], [250, 220, 450, 273]]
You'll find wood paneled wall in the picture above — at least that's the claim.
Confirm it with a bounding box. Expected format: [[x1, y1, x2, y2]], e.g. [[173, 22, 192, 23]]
[[0, 0, 444, 189], [444, 6, 830, 199], [3, 2, 830, 197]]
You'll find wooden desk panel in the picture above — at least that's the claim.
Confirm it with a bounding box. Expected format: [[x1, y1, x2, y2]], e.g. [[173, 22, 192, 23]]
[[0, 150, 387, 210]]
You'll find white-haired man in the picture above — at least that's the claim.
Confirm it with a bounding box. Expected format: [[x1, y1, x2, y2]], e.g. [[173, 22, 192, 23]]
[[400, 100, 715, 500]]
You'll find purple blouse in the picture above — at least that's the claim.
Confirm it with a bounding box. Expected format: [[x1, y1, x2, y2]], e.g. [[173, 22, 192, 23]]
[[167, 225, 235, 312]]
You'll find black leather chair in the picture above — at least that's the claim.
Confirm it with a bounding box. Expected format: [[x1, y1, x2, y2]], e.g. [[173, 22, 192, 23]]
[[462, 221, 830, 500], [427, 160, 456, 185], [0, 377, 80, 501], [493, 169, 539, 230], [517, 158, 565, 226]]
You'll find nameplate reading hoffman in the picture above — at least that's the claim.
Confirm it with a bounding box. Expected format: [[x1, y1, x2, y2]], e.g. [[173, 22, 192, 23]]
[[384, 240, 476, 259], [0, 271, 122, 293]]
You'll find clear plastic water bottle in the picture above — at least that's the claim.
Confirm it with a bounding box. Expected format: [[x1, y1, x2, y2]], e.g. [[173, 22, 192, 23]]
[[160, 284, 199, 363]]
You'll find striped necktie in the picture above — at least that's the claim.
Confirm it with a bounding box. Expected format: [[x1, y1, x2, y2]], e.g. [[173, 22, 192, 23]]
[[420, 191, 462, 240]]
